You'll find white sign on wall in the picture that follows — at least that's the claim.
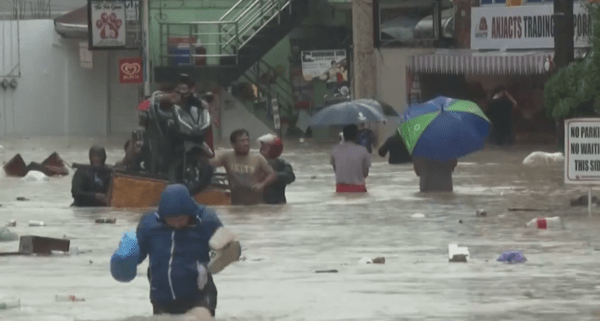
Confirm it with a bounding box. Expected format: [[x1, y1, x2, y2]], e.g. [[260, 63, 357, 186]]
[[89, 0, 127, 49], [301, 50, 346, 79], [79, 42, 93, 69], [472, 4, 592, 50], [564, 118, 600, 184]]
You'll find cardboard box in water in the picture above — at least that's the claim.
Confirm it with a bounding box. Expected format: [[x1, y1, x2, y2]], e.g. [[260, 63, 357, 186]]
[[18, 236, 70, 255]]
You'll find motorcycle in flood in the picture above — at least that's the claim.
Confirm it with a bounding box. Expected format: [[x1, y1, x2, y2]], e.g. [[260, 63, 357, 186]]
[[145, 91, 214, 195]]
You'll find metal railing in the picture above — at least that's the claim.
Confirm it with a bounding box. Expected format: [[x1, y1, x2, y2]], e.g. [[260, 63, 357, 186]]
[[219, 0, 292, 56], [240, 59, 294, 118], [157, 0, 293, 67], [158, 21, 240, 67]]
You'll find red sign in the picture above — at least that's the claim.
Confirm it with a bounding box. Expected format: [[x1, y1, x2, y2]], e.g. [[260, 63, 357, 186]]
[[119, 57, 143, 84]]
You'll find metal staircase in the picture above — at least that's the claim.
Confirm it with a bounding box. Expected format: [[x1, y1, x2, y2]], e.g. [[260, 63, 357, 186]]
[[153, 0, 308, 123]]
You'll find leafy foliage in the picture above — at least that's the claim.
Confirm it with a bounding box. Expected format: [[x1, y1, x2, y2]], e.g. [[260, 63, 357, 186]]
[[544, 4, 600, 119]]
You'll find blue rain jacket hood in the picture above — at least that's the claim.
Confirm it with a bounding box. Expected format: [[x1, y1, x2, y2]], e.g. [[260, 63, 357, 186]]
[[157, 184, 198, 219], [136, 184, 225, 305]]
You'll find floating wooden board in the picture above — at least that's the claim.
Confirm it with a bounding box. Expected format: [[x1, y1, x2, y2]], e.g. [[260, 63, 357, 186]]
[[18, 236, 70, 255]]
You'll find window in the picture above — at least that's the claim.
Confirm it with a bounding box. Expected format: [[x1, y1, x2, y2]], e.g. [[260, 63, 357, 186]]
[[378, 0, 453, 47]]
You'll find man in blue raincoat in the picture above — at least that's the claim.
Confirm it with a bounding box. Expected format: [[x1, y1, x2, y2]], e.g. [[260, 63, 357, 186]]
[[136, 184, 241, 320]]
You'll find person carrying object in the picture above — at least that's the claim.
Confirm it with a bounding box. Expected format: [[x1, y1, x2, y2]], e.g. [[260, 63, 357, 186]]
[[134, 184, 241, 320]]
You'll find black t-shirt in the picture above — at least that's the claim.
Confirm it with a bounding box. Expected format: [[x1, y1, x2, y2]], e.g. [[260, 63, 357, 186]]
[[487, 98, 513, 129]]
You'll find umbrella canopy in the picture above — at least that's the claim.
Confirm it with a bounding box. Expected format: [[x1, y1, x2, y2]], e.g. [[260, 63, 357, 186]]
[[352, 99, 400, 117], [398, 96, 490, 161], [309, 100, 387, 127]]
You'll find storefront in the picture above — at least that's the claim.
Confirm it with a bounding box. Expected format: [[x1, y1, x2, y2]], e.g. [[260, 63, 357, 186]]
[[406, 2, 592, 144], [54, 1, 143, 135]]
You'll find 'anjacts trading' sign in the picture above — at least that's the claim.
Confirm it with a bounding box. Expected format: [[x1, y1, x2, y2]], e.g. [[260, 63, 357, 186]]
[[472, 4, 592, 50], [565, 119, 600, 184]]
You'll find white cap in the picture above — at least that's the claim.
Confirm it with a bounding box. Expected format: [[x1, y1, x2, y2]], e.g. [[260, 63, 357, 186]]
[[257, 133, 278, 144]]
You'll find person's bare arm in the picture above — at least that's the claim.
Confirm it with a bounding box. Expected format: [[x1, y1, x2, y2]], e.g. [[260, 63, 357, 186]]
[[330, 154, 336, 172], [252, 156, 277, 192], [209, 153, 225, 168]]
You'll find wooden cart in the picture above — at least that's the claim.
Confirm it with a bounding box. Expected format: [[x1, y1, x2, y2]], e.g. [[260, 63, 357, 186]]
[[107, 171, 231, 208]]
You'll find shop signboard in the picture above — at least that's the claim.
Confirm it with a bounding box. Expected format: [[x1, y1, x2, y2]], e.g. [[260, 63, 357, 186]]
[[301, 50, 350, 99], [472, 3, 592, 50], [88, 0, 127, 49]]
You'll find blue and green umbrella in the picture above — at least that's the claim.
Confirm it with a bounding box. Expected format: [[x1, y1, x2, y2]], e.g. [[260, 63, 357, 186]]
[[398, 96, 491, 161]]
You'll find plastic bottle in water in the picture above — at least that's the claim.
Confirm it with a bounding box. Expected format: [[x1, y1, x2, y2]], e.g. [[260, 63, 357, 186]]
[[55, 295, 85, 302], [0, 300, 20, 310], [526, 217, 563, 229], [28, 220, 45, 227]]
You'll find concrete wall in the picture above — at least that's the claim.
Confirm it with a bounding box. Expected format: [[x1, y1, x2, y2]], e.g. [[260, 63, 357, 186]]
[[0, 20, 67, 136], [0, 20, 109, 138], [64, 40, 109, 136], [375, 48, 434, 113], [219, 89, 274, 143], [374, 48, 434, 140]]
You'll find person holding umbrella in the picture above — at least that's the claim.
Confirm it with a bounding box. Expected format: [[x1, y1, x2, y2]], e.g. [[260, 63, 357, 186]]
[[398, 97, 491, 193]]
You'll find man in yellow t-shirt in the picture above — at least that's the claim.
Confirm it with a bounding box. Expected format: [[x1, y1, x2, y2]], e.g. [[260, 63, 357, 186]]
[[211, 129, 277, 205]]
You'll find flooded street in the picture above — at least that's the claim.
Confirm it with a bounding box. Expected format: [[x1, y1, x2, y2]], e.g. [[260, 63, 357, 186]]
[[1, 137, 600, 321]]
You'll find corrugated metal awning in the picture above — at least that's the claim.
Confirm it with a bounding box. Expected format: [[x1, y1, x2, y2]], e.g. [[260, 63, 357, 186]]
[[408, 49, 554, 75], [54, 6, 88, 39]]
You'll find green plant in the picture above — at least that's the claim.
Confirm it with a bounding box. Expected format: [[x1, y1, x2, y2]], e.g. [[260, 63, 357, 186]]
[[545, 3, 600, 119]]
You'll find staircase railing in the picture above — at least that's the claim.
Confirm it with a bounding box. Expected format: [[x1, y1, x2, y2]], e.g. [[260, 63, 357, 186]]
[[219, 0, 292, 56], [157, 21, 240, 67], [241, 59, 294, 119], [156, 0, 294, 67]]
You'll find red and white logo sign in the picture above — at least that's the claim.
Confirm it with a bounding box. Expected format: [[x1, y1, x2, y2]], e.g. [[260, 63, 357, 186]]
[[119, 57, 143, 84], [475, 17, 488, 39]]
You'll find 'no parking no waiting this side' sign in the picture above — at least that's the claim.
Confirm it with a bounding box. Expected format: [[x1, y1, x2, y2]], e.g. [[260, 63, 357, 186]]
[[565, 118, 600, 184]]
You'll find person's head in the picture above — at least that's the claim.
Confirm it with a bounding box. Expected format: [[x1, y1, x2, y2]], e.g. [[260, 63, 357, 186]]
[[203, 91, 214, 104], [89, 145, 106, 168], [157, 184, 198, 230], [343, 124, 358, 142], [177, 83, 190, 97], [257, 133, 283, 160], [230, 129, 250, 155]]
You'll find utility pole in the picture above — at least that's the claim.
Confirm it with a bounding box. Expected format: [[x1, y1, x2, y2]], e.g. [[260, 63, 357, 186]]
[[553, 0, 574, 151], [352, 0, 377, 99], [553, 0, 574, 69]]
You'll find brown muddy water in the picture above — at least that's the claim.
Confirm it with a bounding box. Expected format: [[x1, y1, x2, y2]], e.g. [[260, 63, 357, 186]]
[[0, 136, 599, 321]]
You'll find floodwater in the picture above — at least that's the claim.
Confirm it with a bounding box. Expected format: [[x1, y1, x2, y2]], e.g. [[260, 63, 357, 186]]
[[1, 136, 600, 321]]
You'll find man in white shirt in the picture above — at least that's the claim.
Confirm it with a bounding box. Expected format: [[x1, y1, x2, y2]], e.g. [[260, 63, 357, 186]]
[[330, 124, 371, 193]]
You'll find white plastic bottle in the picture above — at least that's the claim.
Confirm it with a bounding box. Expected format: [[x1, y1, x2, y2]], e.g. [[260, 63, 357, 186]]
[[0, 300, 20, 310], [448, 244, 469, 262], [526, 217, 563, 229], [55, 295, 85, 302], [28, 220, 45, 227]]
